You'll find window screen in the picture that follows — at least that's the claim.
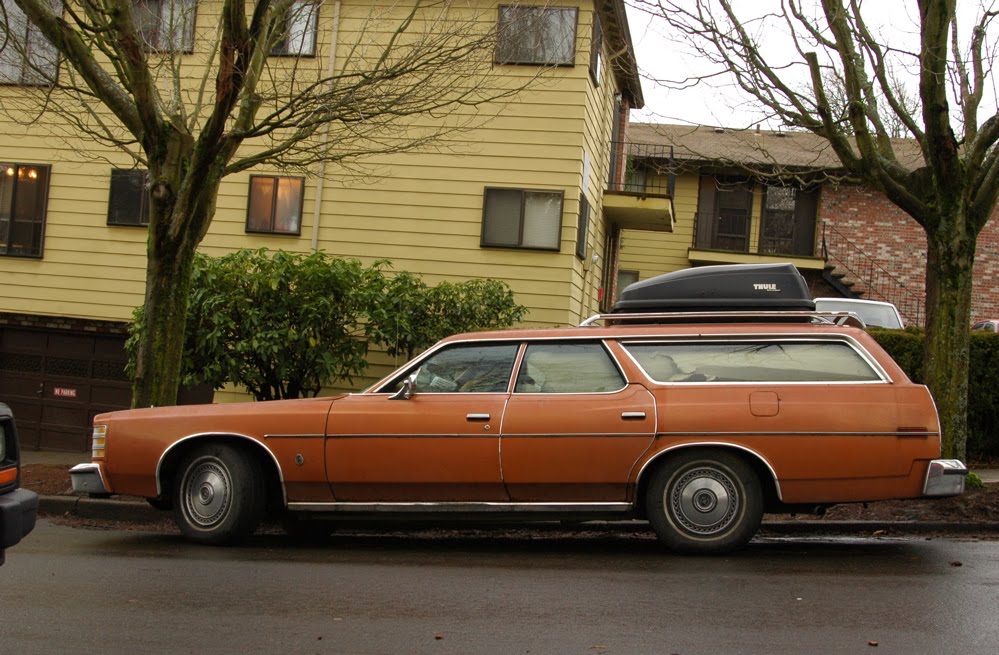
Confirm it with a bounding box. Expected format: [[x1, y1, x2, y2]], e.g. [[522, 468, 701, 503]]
[[496, 5, 577, 66]]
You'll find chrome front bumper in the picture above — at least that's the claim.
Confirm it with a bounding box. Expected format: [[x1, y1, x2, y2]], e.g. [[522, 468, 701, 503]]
[[69, 462, 110, 495], [922, 459, 968, 497]]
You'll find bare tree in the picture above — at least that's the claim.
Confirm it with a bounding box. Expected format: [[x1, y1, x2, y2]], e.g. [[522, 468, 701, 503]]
[[1, 0, 537, 407], [630, 0, 999, 460]]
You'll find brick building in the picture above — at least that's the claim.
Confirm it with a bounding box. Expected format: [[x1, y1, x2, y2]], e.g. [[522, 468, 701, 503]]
[[613, 123, 999, 325]]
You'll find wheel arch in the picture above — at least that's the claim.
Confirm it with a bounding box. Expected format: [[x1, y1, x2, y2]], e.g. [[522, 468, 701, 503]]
[[634, 443, 782, 517], [155, 433, 286, 508]]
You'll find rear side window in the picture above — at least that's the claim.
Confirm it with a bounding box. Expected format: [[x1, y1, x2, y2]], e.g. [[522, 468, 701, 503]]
[[624, 340, 883, 383], [515, 342, 625, 393]]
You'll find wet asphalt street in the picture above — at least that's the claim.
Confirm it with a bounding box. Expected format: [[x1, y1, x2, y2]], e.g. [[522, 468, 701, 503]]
[[2, 519, 998, 654]]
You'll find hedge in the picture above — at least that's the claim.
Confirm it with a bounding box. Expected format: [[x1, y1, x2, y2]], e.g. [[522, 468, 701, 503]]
[[870, 328, 999, 459]]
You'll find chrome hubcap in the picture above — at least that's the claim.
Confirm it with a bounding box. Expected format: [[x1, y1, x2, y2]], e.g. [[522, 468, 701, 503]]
[[669, 466, 739, 535], [184, 460, 230, 527]]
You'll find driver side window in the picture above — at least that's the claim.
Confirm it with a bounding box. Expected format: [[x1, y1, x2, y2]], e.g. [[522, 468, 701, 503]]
[[404, 343, 519, 393]]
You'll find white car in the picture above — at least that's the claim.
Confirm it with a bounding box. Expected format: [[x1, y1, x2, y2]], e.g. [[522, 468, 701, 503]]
[[972, 320, 999, 332], [813, 298, 905, 329]]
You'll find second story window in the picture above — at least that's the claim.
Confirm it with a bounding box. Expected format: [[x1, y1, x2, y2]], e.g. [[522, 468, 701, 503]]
[[481, 188, 563, 251], [495, 5, 577, 66], [246, 175, 304, 235], [107, 169, 150, 227], [589, 11, 602, 85], [134, 0, 196, 52], [0, 163, 51, 258], [0, 0, 59, 86], [272, 0, 319, 56], [576, 194, 589, 259]]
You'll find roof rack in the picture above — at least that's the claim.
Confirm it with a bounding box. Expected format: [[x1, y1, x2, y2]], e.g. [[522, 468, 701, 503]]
[[579, 310, 868, 328]]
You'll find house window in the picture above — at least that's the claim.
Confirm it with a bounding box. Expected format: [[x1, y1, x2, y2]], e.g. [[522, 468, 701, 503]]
[[589, 11, 602, 85], [0, 163, 51, 258], [759, 184, 819, 257], [576, 194, 589, 259], [134, 0, 196, 52], [107, 169, 150, 227], [481, 188, 563, 251], [246, 175, 304, 235], [694, 176, 753, 252], [495, 5, 577, 66], [0, 0, 59, 86], [272, 0, 319, 56]]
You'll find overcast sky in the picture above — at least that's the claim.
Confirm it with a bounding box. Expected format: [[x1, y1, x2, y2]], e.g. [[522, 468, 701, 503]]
[[623, 1, 938, 129]]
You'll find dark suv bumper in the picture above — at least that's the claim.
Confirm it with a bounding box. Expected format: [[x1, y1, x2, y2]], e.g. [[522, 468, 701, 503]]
[[1, 488, 39, 564]]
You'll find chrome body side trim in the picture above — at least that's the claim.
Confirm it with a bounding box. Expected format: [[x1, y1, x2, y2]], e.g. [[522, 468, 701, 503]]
[[655, 431, 938, 438], [287, 501, 632, 513], [155, 432, 287, 504], [634, 442, 784, 501], [263, 433, 325, 439]]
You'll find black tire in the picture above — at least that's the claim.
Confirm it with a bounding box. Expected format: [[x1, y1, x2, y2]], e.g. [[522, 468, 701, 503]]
[[646, 450, 763, 554], [174, 443, 265, 546]]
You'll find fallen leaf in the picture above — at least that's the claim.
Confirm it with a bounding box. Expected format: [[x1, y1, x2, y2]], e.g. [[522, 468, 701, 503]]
[[950, 560, 963, 567], [868, 641, 879, 647], [434, 634, 445, 640]]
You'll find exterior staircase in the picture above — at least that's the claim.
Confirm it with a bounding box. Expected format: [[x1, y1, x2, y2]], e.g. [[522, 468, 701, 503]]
[[820, 221, 926, 327]]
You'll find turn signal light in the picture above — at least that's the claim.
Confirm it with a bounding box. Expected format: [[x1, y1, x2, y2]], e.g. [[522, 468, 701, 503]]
[[92, 424, 108, 459], [0, 467, 16, 485]]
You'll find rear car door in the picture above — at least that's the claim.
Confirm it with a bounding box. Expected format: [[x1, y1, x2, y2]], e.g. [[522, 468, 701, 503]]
[[500, 341, 656, 502]]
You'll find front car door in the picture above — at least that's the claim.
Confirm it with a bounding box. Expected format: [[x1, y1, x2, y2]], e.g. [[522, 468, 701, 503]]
[[500, 341, 656, 502], [325, 342, 518, 502]]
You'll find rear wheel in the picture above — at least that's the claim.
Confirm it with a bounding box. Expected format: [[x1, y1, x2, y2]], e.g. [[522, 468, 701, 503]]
[[646, 450, 763, 554], [174, 443, 265, 545]]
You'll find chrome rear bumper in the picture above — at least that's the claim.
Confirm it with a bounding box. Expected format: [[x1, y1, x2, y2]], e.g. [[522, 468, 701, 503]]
[[922, 459, 968, 497]]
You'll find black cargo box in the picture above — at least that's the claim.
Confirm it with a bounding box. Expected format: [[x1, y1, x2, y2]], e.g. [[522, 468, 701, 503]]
[[612, 263, 814, 313]]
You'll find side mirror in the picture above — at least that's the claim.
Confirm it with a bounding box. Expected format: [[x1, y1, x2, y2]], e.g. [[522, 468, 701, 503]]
[[389, 373, 417, 400]]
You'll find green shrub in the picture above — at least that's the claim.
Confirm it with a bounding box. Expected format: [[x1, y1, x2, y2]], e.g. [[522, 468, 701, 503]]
[[128, 249, 527, 400]]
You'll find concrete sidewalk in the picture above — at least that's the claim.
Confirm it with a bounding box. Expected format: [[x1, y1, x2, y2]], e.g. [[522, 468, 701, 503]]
[[21, 450, 999, 535]]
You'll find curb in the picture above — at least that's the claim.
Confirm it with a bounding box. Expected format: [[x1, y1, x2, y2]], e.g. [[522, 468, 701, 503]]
[[38, 495, 999, 535]]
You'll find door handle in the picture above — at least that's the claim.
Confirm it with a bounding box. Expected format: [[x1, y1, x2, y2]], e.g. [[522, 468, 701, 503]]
[[621, 411, 646, 420], [466, 413, 491, 421]]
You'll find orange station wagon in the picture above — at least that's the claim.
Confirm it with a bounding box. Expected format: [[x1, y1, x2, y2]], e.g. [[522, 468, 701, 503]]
[[70, 264, 967, 553]]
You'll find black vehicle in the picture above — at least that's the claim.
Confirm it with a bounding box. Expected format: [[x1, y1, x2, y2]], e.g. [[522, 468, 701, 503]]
[[1, 403, 38, 565]]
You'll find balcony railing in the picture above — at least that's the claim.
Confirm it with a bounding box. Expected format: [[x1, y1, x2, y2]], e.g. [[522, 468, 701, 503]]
[[607, 141, 675, 197]]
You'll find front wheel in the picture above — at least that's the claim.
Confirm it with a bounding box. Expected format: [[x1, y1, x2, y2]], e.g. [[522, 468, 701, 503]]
[[174, 444, 265, 545], [646, 450, 763, 554]]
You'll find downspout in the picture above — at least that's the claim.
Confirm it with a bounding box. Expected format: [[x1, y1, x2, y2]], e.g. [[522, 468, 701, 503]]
[[311, 0, 342, 251]]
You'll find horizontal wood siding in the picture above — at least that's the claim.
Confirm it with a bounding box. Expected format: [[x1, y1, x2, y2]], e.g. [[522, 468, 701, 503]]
[[0, 0, 606, 330], [618, 173, 700, 281]]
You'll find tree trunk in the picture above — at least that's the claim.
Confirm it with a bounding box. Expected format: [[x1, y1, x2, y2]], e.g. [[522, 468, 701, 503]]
[[131, 236, 198, 408], [922, 224, 975, 461]]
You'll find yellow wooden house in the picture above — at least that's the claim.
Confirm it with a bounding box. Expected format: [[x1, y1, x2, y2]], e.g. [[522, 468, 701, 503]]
[[0, 0, 673, 451]]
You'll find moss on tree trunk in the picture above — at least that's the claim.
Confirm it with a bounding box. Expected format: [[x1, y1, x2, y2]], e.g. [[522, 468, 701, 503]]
[[922, 228, 975, 461]]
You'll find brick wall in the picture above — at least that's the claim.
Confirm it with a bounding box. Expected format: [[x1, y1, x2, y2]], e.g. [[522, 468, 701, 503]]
[[818, 184, 999, 324]]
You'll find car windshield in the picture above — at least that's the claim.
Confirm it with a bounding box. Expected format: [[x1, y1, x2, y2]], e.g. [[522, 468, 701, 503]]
[[815, 300, 902, 329]]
